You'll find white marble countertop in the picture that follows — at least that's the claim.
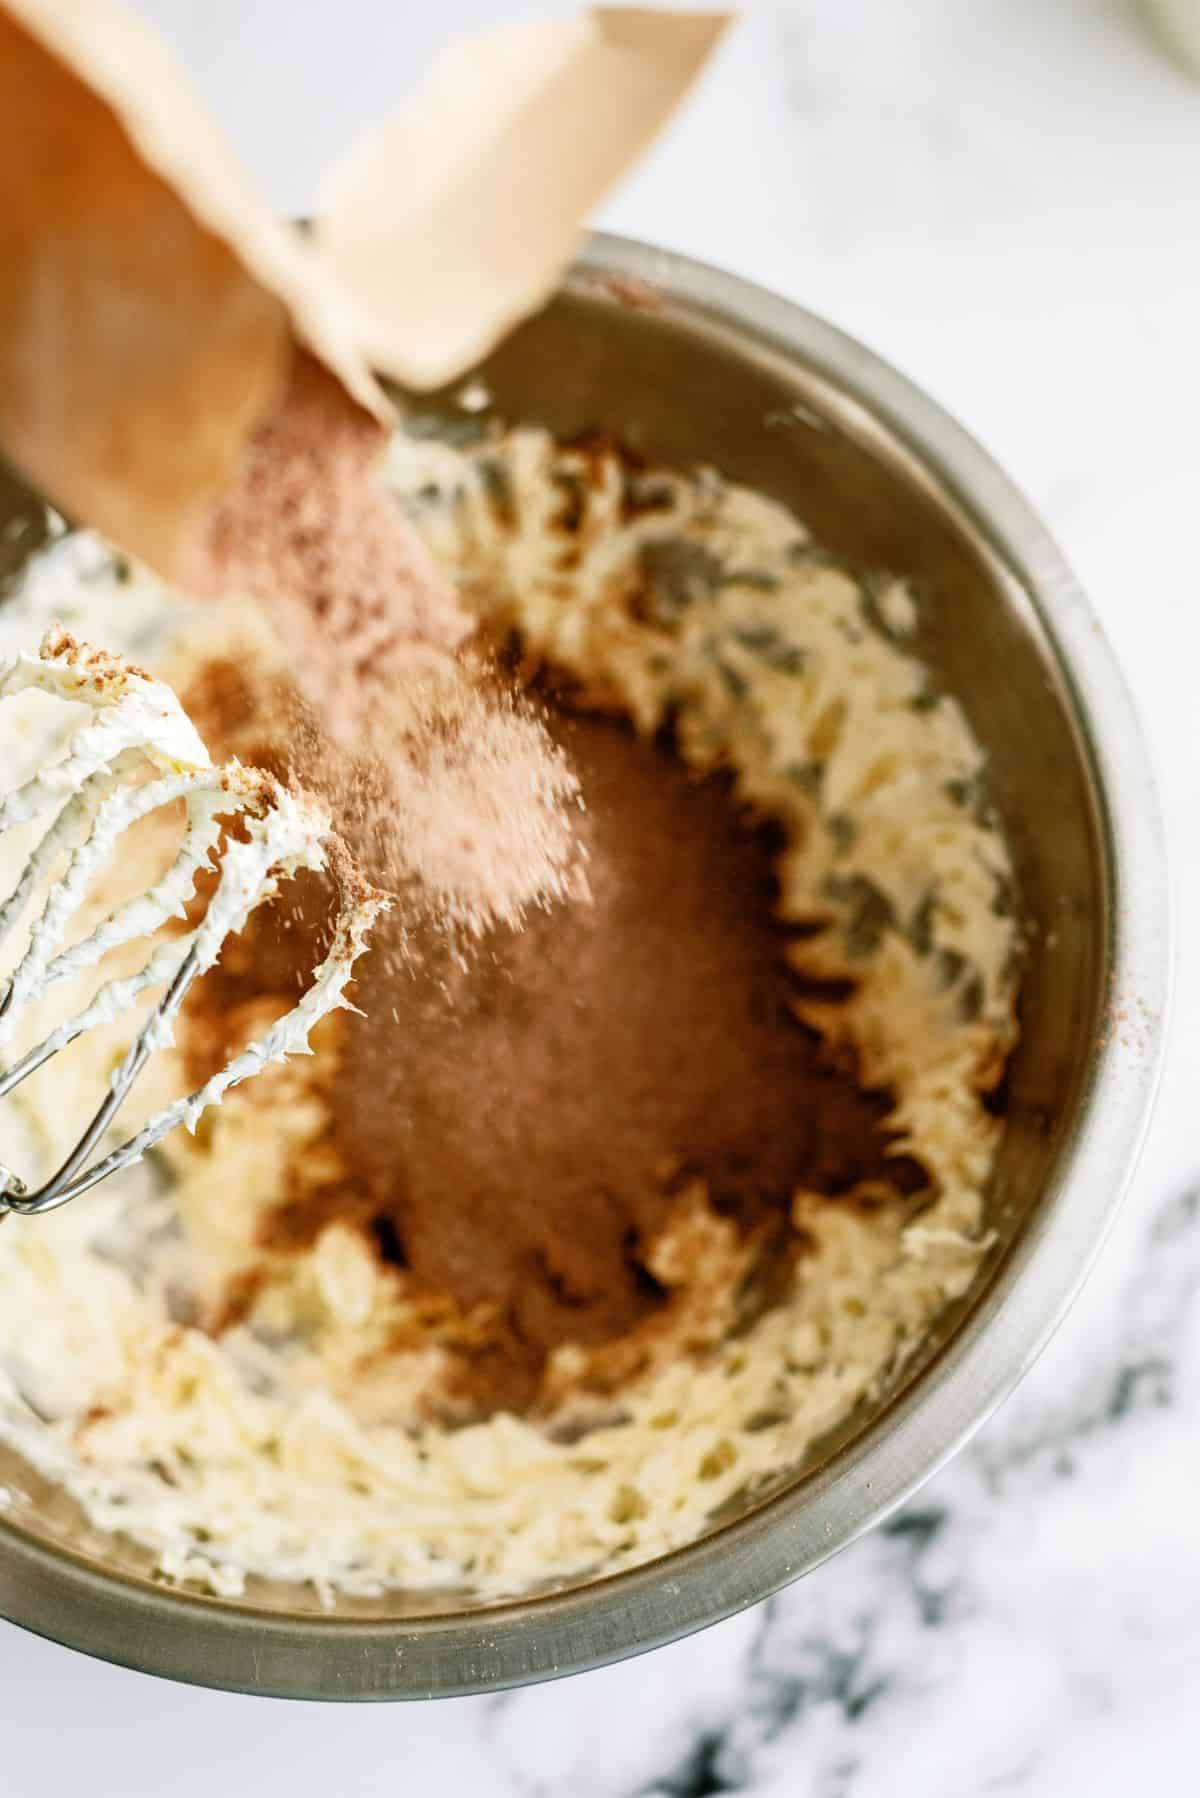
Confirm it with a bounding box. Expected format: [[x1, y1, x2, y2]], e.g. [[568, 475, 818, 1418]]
[[5, 2, 1200, 1791]]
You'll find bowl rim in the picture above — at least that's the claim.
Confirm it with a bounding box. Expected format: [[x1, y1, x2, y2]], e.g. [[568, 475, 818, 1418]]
[[0, 231, 1172, 1700]]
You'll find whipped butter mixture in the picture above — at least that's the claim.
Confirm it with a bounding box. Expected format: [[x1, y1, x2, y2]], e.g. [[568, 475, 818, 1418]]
[[0, 424, 1019, 1601]]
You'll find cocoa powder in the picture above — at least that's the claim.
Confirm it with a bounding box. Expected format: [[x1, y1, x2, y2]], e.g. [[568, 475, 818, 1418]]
[[199, 353, 582, 935], [179, 382, 923, 1421], [181, 668, 927, 1418], [201, 355, 470, 723]]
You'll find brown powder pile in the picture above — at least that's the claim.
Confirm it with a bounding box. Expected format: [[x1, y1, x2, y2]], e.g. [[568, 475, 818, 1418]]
[[182, 673, 927, 1418], [197, 353, 582, 934]]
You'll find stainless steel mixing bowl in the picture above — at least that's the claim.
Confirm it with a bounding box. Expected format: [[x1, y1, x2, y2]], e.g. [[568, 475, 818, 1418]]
[[0, 234, 1170, 1698]]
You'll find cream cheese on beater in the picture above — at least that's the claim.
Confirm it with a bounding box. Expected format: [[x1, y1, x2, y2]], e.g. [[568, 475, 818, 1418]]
[[0, 625, 384, 1204]]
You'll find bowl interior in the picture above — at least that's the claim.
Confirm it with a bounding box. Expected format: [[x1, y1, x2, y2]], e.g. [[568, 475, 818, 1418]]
[[0, 263, 1112, 1660]]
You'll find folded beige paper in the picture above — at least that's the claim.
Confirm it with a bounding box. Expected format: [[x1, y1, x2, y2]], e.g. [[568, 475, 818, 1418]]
[[0, 0, 728, 580], [315, 8, 730, 390], [0, 0, 384, 578]]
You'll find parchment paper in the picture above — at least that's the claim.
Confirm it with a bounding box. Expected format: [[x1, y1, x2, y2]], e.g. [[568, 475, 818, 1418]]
[[315, 9, 731, 390], [0, 1, 729, 576]]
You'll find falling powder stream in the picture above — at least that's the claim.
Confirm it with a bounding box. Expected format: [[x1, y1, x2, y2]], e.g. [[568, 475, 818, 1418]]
[[198, 353, 584, 935]]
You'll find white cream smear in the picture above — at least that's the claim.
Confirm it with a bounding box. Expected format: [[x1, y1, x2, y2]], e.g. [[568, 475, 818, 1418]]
[[0, 427, 1019, 1602], [0, 629, 382, 1203]]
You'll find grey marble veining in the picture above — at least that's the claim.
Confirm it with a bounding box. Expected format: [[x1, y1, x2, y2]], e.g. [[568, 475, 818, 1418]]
[[3, 2, 1199, 1792], [471, 1183, 1200, 1797]]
